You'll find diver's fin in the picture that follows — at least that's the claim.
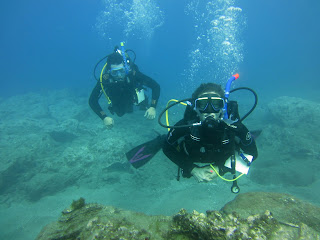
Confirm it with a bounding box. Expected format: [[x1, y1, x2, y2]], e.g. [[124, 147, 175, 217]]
[[126, 134, 166, 169], [250, 130, 262, 140]]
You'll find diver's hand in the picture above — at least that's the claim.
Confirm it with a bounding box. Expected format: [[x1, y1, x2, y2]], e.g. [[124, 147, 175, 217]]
[[103, 116, 114, 129], [144, 107, 156, 120], [191, 166, 217, 182]]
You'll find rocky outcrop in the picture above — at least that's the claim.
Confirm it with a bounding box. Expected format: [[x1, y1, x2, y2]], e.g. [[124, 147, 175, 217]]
[[221, 192, 320, 233], [37, 192, 320, 240]]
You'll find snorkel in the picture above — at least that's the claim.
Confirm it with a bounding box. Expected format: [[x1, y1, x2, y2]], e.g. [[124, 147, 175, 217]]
[[120, 42, 130, 75], [223, 73, 239, 119]]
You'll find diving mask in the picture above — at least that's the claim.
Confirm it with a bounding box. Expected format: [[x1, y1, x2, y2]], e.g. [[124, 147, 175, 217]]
[[195, 95, 225, 113], [110, 66, 126, 78]]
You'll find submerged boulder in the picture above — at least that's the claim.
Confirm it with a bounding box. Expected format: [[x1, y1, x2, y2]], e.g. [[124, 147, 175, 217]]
[[37, 192, 320, 240], [267, 96, 320, 128], [221, 191, 320, 233], [37, 200, 171, 240]]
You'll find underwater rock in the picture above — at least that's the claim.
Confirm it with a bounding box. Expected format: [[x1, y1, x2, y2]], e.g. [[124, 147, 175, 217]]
[[0, 90, 134, 201], [267, 96, 320, 128], [48, 130, 77, 143], [0, 156, 37, 195], [71, 197, 86, 210], [221, 191, 320, 234], [253, 96, 320, 189], [266, 96, 320, 151], [37, 199, 172, 240], [36, 193, 320, 240], [170, 209, 308, 239]]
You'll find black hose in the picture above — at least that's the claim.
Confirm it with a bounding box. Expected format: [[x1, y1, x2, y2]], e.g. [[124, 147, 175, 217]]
[[125, 49, 136, 63], [230, 87, 258, 122]]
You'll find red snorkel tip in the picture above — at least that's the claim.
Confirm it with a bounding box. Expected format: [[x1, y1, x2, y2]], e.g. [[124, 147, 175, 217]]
[[233, 73, 239, 79]]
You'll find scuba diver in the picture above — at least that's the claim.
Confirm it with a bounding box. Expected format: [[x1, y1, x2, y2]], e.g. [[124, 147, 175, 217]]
[[126, 74, 259, 193], [89, 43, 160, 129], [162, 82, 258, 185]]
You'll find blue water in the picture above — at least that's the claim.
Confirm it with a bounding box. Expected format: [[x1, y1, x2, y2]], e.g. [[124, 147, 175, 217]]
[[1, 0, 320, 239], [1, 0, 319, 98]]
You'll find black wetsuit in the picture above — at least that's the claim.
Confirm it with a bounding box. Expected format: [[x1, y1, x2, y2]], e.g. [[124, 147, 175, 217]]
[[89, 64, 160, 119], [162, 118, 258, 178]]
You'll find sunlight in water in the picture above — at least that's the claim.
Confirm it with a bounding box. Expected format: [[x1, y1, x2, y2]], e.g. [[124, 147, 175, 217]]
[[183, 0, 246, 93], [95, 0, 164, 41]]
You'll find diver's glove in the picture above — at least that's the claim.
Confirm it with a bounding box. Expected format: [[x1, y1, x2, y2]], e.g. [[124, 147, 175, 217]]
[[144, 107, 156, 120], [103, 116, 114, 129], [191, 166, 218, 183]]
